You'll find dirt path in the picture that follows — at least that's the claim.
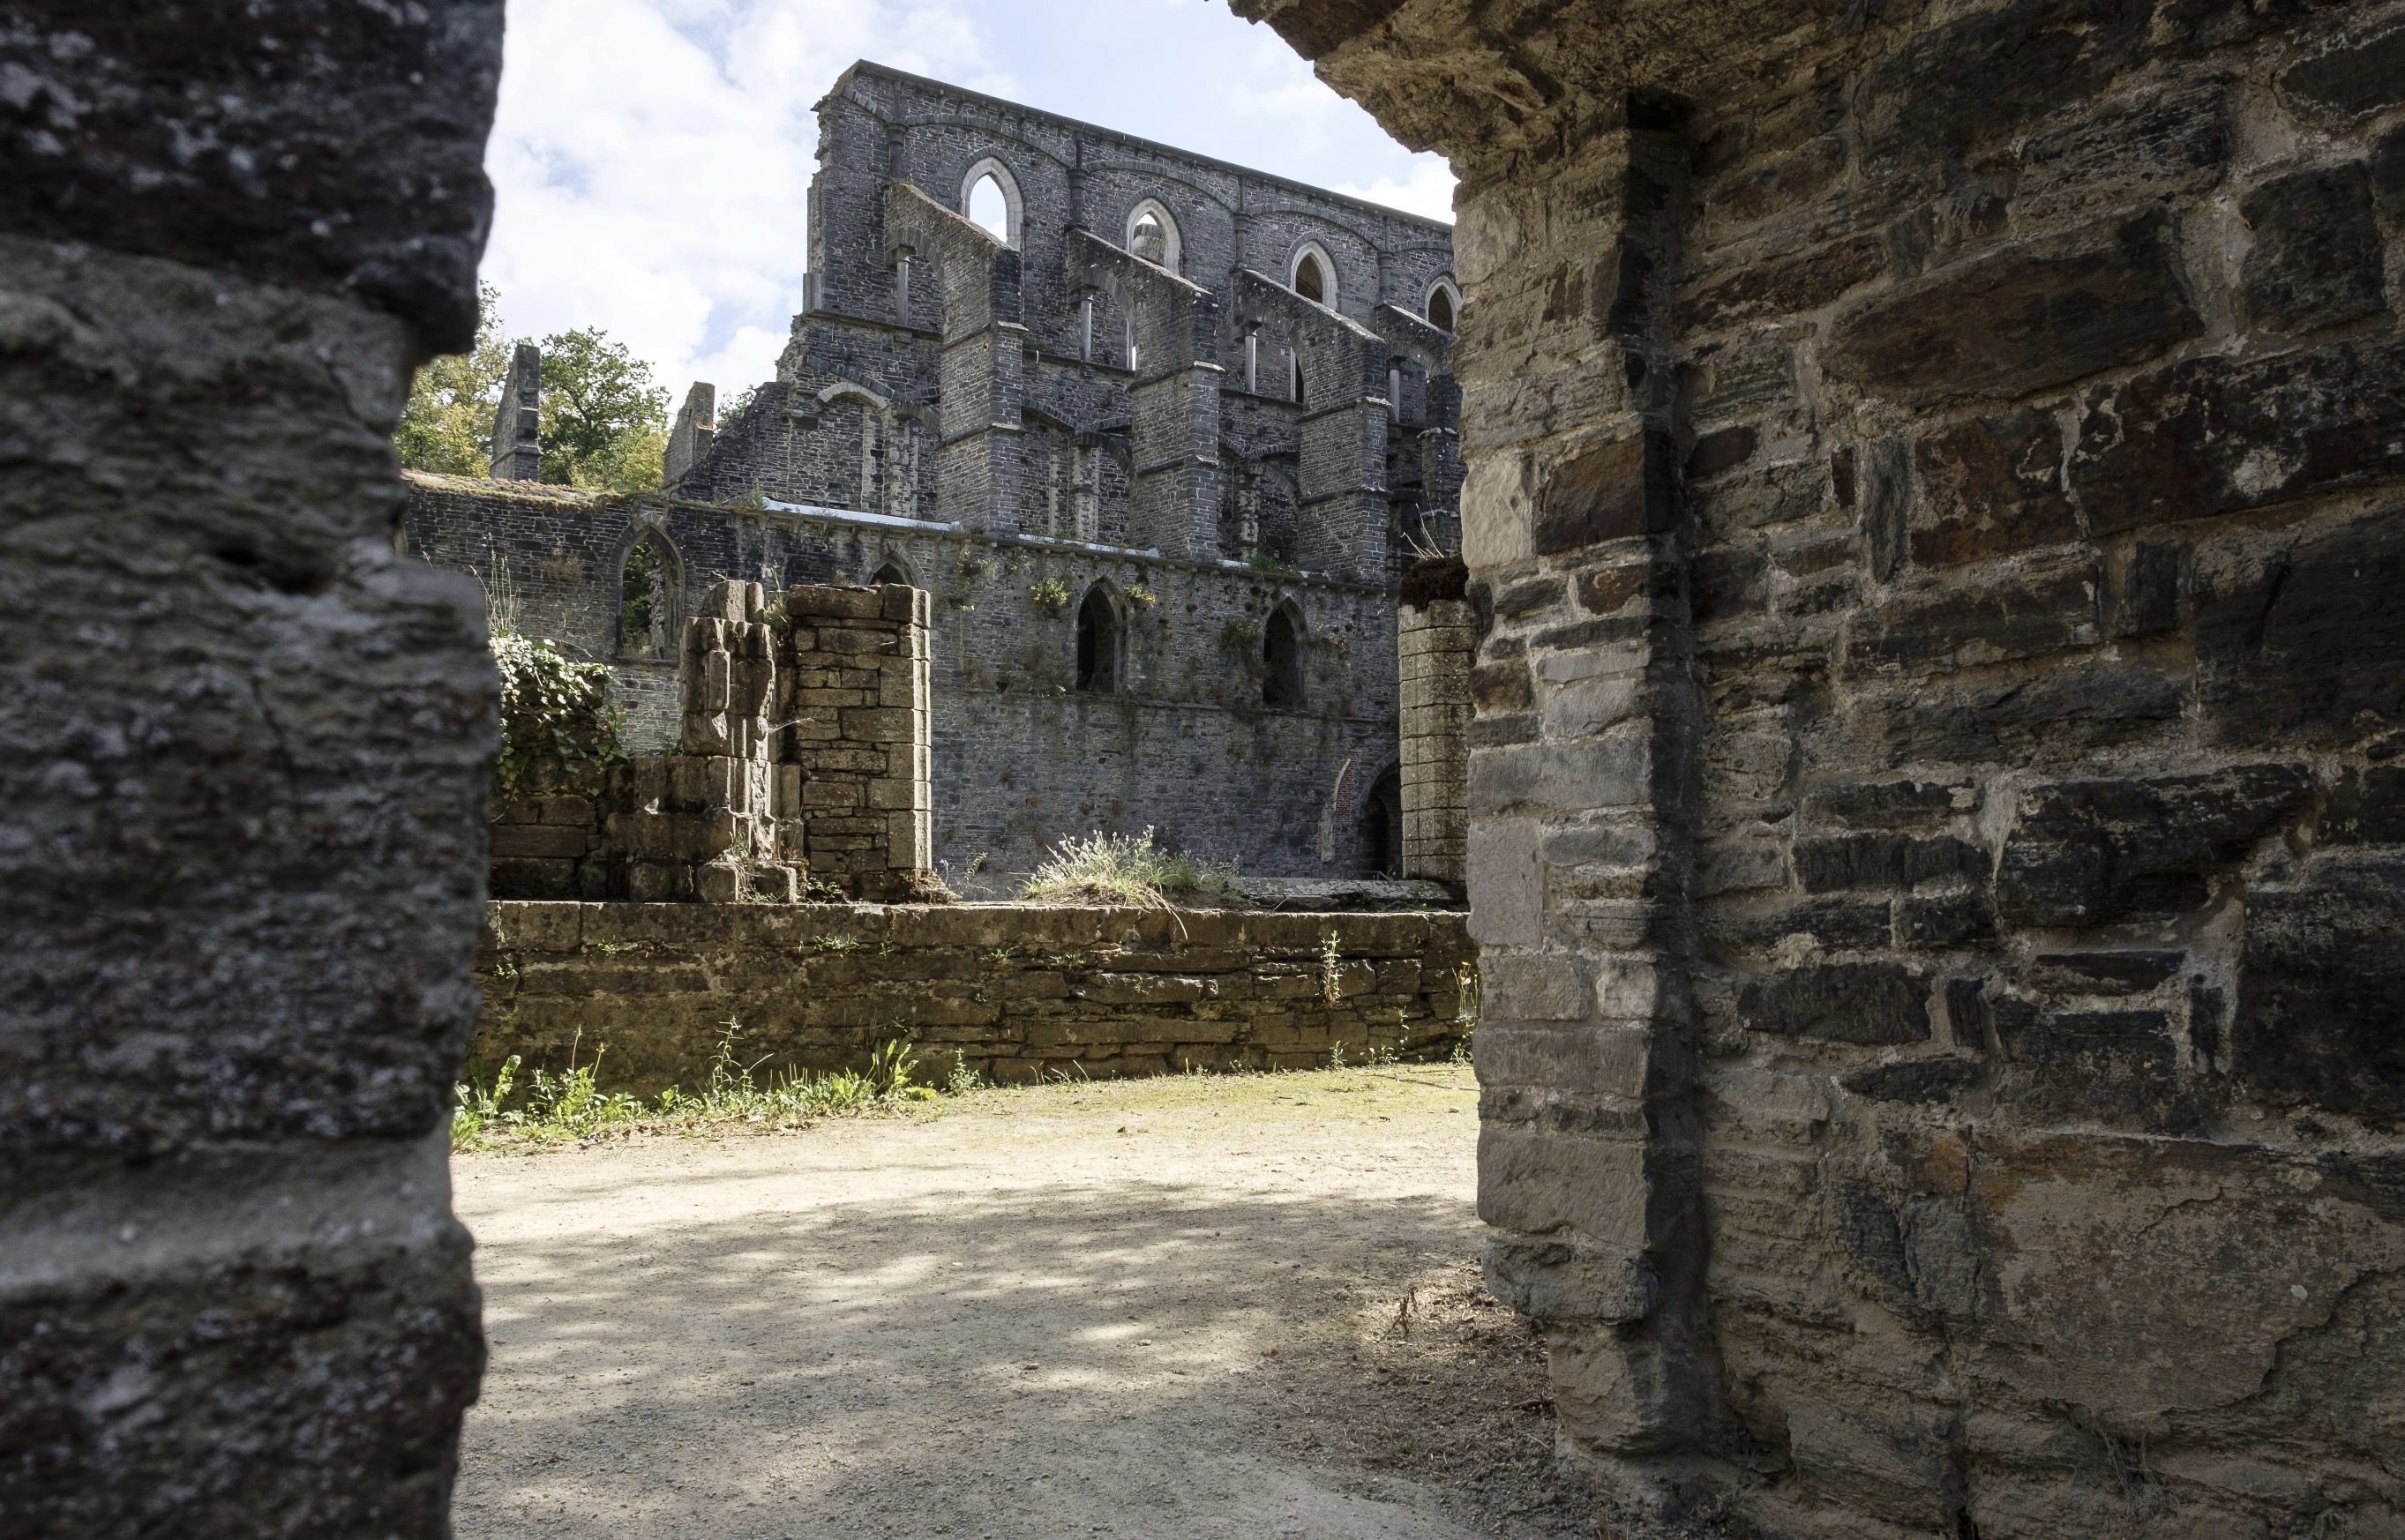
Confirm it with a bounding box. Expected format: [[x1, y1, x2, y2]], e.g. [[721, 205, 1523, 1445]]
[[450, 1065, 1592, 1538]]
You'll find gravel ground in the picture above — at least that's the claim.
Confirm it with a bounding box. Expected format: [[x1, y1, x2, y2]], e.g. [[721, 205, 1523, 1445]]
[[449, 1064, 1596, 1538]]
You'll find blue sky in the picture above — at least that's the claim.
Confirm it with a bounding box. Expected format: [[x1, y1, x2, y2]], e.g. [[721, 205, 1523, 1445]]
[[480, 0, 1453, 397]]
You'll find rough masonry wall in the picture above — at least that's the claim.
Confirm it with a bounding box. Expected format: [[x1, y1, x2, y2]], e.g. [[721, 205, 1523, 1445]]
[[408, 475, 1401, 886], [1239, 0, 2405, 1536], [473, 901, 1472, 1093], [0, 6, 500, 1534]]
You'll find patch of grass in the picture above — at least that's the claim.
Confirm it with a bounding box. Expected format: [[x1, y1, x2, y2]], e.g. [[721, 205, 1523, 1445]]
[[451, 1020, 938, 1152], [813, 932, 859, 953], [1019, 826, 1240, 908]]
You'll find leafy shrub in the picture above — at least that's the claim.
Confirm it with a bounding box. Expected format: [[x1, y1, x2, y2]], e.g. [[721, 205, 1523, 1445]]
[[1029, 576, 1071, 612], [492, 632, 625, 797]]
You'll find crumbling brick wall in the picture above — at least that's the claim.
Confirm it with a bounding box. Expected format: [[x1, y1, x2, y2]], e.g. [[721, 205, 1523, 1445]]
[[1240, 0, 2405, 1535], [0, 5, 501, 1534]]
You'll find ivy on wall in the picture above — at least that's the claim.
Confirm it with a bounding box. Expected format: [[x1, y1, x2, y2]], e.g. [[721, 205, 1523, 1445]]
[[493, 632, 626, 798]]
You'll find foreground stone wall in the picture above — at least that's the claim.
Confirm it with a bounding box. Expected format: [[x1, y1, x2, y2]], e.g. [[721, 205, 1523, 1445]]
[[474, 901, 1472, 1092], [1240, 0, 2405, 1536], [0, 5, 500, 1534]]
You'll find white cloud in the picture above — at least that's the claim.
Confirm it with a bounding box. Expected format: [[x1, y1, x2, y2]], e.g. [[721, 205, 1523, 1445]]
[[1332, 157, 1459, 225], [478, 0, 1450, 395]]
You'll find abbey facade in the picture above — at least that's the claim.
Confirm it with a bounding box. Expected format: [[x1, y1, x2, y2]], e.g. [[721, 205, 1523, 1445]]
[[406, 61, 1460, 890]]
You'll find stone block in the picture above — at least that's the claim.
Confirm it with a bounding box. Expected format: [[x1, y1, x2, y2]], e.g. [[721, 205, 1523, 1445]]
[[1477, 1119, 1653, 1243], [841, 706, 916, 741], [2320, 766, 2405, 845], [1481, 1237, 1658, 1325], [1679, 235, 1886, 331], [490, 824, 589, 860], [1480, 953, 1589, 1021], [1741, 964, 1931, 1044], [2278, 22, 2405, 121], [1469, 729, 1658, 817], [1910, 407, 2079, 568], [1847, 557, 2098, 673], [1478, 1022, 1654, 1099], [1824, 208, 2202, 406], [2016, 86, 2229, 216], [1532, 429, 1675, 555], [2193, 513, 2405, 746], [2233, 856, 2405, 1118], [1795, 834, 1987, 894], [2071, 340, 2405, 536], [1804, 778, 1976, 830], [2239, 163, 2387, 335], [1995, 765, 2313, 927]]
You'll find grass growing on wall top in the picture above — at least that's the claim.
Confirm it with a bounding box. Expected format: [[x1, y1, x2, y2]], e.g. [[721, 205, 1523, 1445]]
[[1020, 827, 1240, 908]]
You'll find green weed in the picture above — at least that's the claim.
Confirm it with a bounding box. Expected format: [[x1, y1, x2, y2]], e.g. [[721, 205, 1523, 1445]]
[[1020, 826, 1240, 908]]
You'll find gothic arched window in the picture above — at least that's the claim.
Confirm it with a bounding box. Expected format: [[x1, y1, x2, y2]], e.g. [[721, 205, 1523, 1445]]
[[1076, 586, 1123, 693], [1124, 199, 1181, 274], [1291, 242, 1337, 308], [1427, 278, 1458, 333], [961, 157, 1023, 247]]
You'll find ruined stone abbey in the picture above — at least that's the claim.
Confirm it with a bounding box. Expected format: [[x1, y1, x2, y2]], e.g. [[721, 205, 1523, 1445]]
[[11, 4, 2405, 1538], [408, 62, 1462, 888]]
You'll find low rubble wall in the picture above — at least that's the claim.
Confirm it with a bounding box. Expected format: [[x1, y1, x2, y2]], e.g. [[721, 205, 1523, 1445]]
[[474, 901, 1474, 1092]]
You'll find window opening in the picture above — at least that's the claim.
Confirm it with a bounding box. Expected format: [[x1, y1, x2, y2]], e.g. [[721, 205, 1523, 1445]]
[[1076, 587, 1122, 693], [1294, 254, 1325, 304], [1292, 352, 1305, 406], [968, 175, 1010, 243], [1124, 199, 1181, 274], [1427, 283, 1456, 333], [872, 560, 909, 586], [1262, 607, 1304, 707], [619, 533, 676, 659]]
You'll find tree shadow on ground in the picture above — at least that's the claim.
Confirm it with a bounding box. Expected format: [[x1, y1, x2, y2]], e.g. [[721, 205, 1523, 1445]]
[[454, 1177, 1592, 1538]]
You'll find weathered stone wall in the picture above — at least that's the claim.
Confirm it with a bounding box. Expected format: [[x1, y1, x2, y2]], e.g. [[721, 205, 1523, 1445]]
[[0, 5, 500, 1533], [1239, 0, 2405, 1535], [408, 475, 1405, 886], [676, 63, 1461, 579], [493, 579, 935, 903], [473, 901, 1473, 1092]]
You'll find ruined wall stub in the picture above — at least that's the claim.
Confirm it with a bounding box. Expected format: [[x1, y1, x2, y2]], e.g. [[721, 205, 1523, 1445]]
[[493, 578, 934, 903], [1398, 557, 1473, 886], [0, 5, 503, 1533], [491, 339, 543, 481], [1239, 0, 2405, 1535]]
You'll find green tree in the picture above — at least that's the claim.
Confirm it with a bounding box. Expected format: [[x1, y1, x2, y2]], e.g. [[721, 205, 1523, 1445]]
[[394, 280, 510, 475], [538, 328, 670, 491]]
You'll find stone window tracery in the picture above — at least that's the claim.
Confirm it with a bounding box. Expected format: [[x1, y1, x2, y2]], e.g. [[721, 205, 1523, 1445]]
[[1290, 242, 1337, 308], [960, 157, 1023, 248], [1124, 198, 1181, 274]]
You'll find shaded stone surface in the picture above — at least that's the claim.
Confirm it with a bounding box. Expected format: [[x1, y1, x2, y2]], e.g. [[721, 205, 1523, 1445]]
[[0, 7, 501, 1533], [1824, 209, 2203, 405], [2238, 162, 2389, 333], [0, 3, 503, 351]]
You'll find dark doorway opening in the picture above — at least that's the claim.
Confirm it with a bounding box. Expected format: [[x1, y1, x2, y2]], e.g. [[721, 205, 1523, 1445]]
[[1358, 765, 1403, 878], [1076, 587, 1121, 693]]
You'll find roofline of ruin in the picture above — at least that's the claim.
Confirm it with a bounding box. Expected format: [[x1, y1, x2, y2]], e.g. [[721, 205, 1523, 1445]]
[[827, 59, 1457, 236]]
